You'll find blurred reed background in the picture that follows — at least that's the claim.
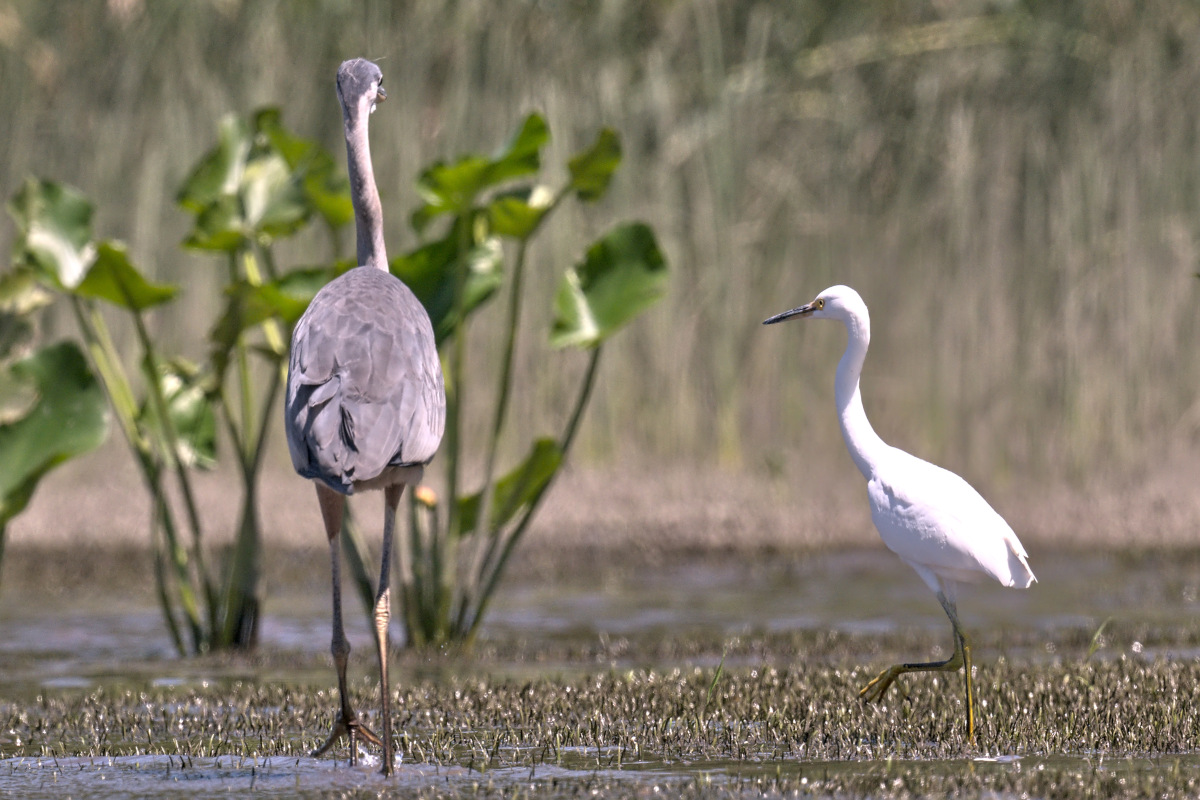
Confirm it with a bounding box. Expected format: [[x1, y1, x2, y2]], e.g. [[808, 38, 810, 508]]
[[2, 0, 1198, 493]]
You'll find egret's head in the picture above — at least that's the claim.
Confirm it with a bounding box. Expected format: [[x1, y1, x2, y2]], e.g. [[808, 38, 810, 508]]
[[337, 58, 386, 117], [762, 285, 864, 325]]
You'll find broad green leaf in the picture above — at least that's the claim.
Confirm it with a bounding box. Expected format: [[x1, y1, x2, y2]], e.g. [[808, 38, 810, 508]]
[[74, 242, 178, 310], [0, 268, 53, 316], [568, 128, 621, 201], [0, 342, 109, 534], [209, 275, 317, 381], [487, 186, 553, 240], [177, 115, 252, 214], [178, 111, 314, 252], [7, 179, 95, 289], [550, 222, 668, 349], [412, 113, 549, 233], [273, 263, 351, 306], [257, 107, 352, 227], [0, 268, 52, 366], [241, 153, 308, 240], [457, 438, 562, 534], [181, 195, 249, 252], [0, 315, 34, 372], [485, 113, 550, 186], [412, 155, 491, 234], [391, 216, 504, 346], [144, 359, 217, 470]]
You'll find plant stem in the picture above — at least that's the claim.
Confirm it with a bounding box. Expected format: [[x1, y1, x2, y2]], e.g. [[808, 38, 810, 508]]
[[465, 345, 603, 639], [122, 293, 216, 635], [456, 189, 568, 633], [69, 297, 204, 653]]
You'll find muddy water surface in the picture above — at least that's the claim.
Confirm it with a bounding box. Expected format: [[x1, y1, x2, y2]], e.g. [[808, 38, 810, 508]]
[[2, 547, 1200, 797]]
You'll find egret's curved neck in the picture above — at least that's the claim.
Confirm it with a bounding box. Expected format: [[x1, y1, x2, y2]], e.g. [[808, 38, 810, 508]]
[[343, 103, 388, 270], [835, 310, 887, 479]]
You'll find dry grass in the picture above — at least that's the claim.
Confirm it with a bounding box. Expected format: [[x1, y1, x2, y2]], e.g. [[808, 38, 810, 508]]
[[8, 446, 1200, 559], [3, 1, 1200, 545]]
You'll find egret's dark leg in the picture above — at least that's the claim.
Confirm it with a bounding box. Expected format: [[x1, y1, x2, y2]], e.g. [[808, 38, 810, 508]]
[[859, 591, 976, 740], [374, 482, 404, 776], [311, 483, 382, 763]]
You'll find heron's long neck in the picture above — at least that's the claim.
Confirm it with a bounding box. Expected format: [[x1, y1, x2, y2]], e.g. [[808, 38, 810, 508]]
[[344, 111, 388, 270], [835, 313, 887, 480]]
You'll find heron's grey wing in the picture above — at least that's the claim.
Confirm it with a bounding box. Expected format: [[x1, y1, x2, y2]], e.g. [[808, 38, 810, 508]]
[[285, 267, 446, 493]]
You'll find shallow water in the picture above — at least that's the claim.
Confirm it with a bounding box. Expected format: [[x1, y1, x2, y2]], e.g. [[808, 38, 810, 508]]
[[6, 750, 1200, 799], [2, 548, 1194, 687], [3, 547, 1200, 797]]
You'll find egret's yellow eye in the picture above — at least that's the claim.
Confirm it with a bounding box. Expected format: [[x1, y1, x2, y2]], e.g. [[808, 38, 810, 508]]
[[815, 298, 825, 309]]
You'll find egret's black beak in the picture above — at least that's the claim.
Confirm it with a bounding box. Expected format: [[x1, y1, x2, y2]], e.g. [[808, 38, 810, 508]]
[[376, 85, 387, 103], [762, 303, 817, 325]]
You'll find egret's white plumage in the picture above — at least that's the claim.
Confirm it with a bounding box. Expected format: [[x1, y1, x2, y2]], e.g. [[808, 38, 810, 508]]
[[764, 284, 1035, 740]]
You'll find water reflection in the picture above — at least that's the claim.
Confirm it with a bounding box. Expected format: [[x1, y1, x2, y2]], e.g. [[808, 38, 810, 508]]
[[1, 548, 1195, 690]]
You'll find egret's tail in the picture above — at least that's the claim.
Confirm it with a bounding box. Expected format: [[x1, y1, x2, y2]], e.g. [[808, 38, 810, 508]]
[[1005, 537, 1037, 589]]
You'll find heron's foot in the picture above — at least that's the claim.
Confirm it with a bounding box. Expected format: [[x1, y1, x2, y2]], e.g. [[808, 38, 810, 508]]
[[859, 665, 905, 703], [310, 710, 383, 760]]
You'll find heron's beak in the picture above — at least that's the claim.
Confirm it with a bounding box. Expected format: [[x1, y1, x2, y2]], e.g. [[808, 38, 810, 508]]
[[762, 302, 817, 325], [369, 86, 387, 114]]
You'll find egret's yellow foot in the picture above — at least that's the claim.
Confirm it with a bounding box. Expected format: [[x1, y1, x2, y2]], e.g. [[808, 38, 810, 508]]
[[859, 665, 905, 703]]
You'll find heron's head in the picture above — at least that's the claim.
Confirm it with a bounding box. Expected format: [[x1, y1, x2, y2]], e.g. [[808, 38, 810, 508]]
[[762, 285, 864, 326], [337, 58, 386, 117]]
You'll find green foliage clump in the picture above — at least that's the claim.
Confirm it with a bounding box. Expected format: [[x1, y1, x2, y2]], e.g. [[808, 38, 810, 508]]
[[1, 104, 667, 654]]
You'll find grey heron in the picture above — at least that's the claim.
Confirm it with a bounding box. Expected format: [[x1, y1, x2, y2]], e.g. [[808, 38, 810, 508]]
[[285, 58, 446, 775], [763, 285, 1034, 741]]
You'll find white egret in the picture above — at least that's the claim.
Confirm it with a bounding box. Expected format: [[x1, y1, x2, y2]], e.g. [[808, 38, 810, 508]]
[[762, 284, 1035, 740]]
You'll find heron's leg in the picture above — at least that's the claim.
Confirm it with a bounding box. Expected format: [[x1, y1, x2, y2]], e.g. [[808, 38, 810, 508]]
[[311, 484, 382, 763], [860, 591, 974, 738], [373, 482, 404, 776]]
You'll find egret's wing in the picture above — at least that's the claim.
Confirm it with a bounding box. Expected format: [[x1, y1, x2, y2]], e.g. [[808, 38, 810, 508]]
[[868, 450, 1035, 589], [285, 267, 446, 493]]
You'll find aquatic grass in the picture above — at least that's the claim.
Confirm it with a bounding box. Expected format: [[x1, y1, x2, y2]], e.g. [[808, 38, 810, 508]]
[[6, 656, 1200, 765]]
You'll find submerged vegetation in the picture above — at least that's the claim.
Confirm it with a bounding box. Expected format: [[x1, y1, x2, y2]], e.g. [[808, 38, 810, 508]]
[[4, 649, 1200, 797]]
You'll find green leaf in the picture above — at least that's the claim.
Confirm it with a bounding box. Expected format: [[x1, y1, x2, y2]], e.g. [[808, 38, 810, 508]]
[[148, 359, 218, 470], [0, 268, 53, 366], [391, 216, 504, 345], [568, 128, 622, 201], [209, 272, 324, 381], [457, 438, 562, 534], [487, 187, 553, 240], [178, 110, 315, 252], [177, 115, 253, 214], [256, 108, 354, 229], [240, 153, 309, 240], [0, 342, 109, 534], [74, 242, 178, 310], [181, 195, 249, 252], [7, 179, 95, 289], [550, 222, 668, 349], [412, 113, 549, 233], [0, 267, 54, 316], [486, 112, 551, 186]]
